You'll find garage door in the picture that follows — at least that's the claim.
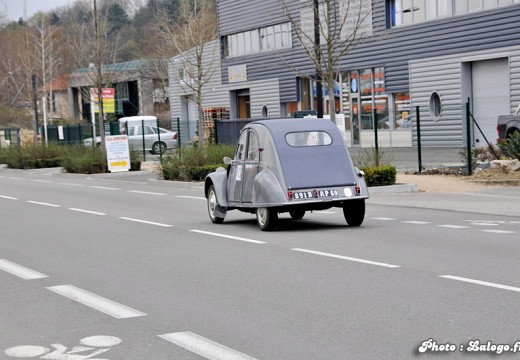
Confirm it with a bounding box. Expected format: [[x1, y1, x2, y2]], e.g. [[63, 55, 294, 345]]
[[471, 58, 510, 146]]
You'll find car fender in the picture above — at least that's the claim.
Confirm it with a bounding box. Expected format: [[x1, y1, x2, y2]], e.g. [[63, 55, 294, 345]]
[[205, 167, 228, 207], [253, 169, 286, 207], [355, 167, 370, 198]]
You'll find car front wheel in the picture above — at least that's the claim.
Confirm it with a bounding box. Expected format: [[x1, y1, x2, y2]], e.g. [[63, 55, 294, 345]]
[[256, 207, 278, 231], [342, 199, 365, 226], [152, 141, 166, 155], [207, 185, 224, 224]]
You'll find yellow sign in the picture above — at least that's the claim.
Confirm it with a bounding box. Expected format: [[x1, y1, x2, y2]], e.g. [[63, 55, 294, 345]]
[[91, 88, 115, 114]]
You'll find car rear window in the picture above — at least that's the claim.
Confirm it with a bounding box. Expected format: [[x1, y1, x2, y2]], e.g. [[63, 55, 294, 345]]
[[285, 131, 332, 147]]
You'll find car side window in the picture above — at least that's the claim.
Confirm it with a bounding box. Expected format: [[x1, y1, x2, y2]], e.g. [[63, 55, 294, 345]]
[[247, 132, 259, 161], [235, 131, 248, 160]]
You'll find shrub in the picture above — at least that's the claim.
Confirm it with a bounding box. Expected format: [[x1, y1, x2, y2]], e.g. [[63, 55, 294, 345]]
[[361, 165, 397, 187], [353, 147, 394, 168], [498, 130, 520, 161], [0, 143, 64, 169], [61, 145, 107, 174], [161, 144, 235, 181]]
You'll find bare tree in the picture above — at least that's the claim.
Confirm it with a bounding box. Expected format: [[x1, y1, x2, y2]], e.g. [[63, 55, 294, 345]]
[[278, 0, 372, 123], [31, 13, 64, 138], [156, 0, 218, 147], [67, 0, 118, 149]]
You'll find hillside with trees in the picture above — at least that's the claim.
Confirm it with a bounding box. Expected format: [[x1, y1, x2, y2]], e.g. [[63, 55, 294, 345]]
[[0, 0, 216, 128]]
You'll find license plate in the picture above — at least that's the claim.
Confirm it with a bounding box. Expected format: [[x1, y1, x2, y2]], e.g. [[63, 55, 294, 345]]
[[293, 189, 338, 199]]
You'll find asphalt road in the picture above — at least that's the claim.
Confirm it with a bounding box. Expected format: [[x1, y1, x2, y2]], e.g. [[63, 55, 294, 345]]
[[1, 168, 519, 359]]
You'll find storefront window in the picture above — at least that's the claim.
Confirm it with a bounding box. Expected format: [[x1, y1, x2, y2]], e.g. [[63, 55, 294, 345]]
[[394, 93, 411, 129], [373, 67, 388, 129], [360, 69, 373, 129]]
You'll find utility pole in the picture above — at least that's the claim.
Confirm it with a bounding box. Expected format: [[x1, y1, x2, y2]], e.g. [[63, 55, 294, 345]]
[[93, 0, 106, 148], [313, 0, 323, 118]]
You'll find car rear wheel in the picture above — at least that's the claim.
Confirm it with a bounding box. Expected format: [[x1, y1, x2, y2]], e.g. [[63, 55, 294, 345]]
[[256, 207, 277, 231], [207, 185, 224, 224], [289, 211, 305, 220], [152, 141, 166, 155], [343, 199, 365, 226]]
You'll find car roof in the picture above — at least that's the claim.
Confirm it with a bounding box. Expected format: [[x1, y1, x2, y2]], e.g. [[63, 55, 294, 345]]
[[248, 118, 358, 188]]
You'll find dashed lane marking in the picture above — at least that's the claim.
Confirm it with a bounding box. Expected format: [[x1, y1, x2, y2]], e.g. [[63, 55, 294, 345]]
[[371, 217, 398, 221], [69, 208, 107, 216], [176, 195, 206, 200], [292, 248, 400, 268], [159, 331, 258, 360], [480, 229, 516, 234], [0, 195, 18, 200], [440, 275, 520, 293], [47, 285, 147, 319], [127, 190, 167, 196], [89, 186, 121, 191], [60, 182, 85, 187], [437, 225, 469, 229], [119, 217, 173, 227], [190, 230, 266, 244], [0, 259, 48, 280], [27, 201, 60, 207], [402, 221, 431, 225], [31, 179, 52, 183]]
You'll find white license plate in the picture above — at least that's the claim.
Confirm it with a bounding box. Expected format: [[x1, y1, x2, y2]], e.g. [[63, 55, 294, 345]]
[[293, 189, 338, 199]]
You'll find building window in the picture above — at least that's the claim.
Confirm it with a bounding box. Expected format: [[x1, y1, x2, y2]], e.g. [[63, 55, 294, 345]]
[[260, 23, 292, 51], [225, 23, 291, 58], [429, 91, 442, 119], [391, 0, 520, 27]]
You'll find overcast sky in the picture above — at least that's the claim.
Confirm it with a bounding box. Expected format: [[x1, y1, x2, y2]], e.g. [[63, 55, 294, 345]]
[[4, 0, 74, 21]]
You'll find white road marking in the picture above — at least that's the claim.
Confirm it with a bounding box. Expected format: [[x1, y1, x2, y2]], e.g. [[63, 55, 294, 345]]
[[0, 195, 18, 200], [128, 190, 167, 196], [119, 217, 173, 227], [440, 275, 520, 293], [190, 230, 266, 244], [371, 217, 397, 221], [47, 285, 147, 319], [69, 208, 107, 216], [159, 331, 258, 360], [0, 259, 48, 280], [177, 195, 206, 200], [437, 225, 469, 229], [32, 179, 52, 183], [480, 229, 516, 234], [292, 248, 400, 268], [60, 182, 85, 187], [27, 201, 60, 207], [89, 186, 121, 191], [9, 177, 25, 181], [402, 221, 431, 225]]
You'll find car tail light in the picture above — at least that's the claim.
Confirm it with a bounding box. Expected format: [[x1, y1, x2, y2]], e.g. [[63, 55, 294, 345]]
[[355, 186, 361, 195], [173, 133, 178, 140], [313, 190, 318, 198], [287, 191, 293, 200]]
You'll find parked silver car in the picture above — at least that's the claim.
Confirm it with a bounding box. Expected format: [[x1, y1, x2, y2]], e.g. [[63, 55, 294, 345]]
[[204, 118, 369, 231], [84, 125, 178, 154]]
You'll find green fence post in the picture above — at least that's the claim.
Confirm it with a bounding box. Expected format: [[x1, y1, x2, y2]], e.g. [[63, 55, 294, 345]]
[[141, 119, 146, 162], [416, 106, 422, 173], [466, 100, 472, 176], [157, 118, 162, 164]]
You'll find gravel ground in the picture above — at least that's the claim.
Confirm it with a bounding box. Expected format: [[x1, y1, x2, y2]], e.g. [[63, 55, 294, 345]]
[[397, 167, 520, 193]]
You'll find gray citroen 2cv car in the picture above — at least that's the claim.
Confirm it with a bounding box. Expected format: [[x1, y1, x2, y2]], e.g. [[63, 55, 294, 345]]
[[204, 118, 369, 231]]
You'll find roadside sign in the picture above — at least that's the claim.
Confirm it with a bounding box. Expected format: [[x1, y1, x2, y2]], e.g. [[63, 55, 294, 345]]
[[105, 135, 130, 172]]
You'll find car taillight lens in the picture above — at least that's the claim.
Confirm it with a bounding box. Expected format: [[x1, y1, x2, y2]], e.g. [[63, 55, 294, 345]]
[[287, 191, 293, 200], [355, 186, 361, 195], [173, 133, 177, 140]]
